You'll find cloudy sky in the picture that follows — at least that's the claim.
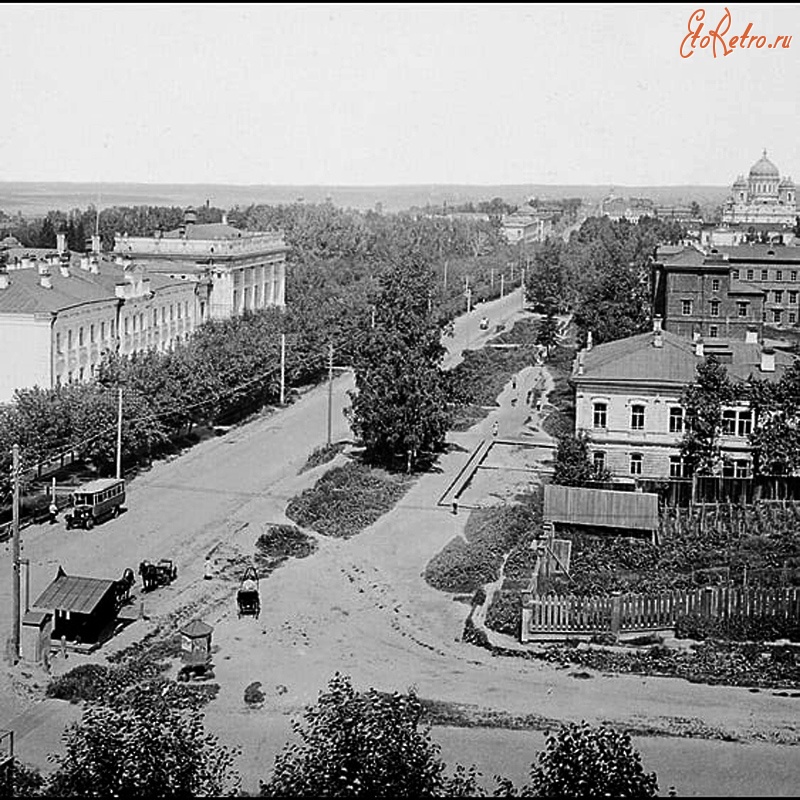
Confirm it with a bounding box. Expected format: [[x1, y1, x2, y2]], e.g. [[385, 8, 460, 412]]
[[1, 3, 798, 186]]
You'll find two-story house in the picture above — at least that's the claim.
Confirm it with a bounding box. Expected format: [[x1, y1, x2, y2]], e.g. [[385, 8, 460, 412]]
[[572, 320, 794, 489]]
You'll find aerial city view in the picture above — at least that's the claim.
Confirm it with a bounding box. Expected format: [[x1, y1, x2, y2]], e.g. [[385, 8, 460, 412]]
[[1, 3, 799, 797]]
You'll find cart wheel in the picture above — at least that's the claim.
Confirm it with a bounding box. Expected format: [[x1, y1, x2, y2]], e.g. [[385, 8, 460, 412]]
[[86, 517, 94, 530], [113, 506, 120, 518]]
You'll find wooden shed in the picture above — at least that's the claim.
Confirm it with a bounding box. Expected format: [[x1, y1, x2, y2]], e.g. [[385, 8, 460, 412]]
[[180, 620, 213, 664], [544, 484, 659, 539], [32, 566, 118, 646]]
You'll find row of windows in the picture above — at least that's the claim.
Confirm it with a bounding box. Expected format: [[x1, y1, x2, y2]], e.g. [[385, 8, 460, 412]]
[[56, 321, 115, 353], [681, 300, 798, 325], [733, 268, 799, 282], [592, 451, 751, 478], [592, 403, 752, 435]]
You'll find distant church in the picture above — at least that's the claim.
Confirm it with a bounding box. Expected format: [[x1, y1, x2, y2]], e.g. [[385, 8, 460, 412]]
[[722, 150, 797, 226]]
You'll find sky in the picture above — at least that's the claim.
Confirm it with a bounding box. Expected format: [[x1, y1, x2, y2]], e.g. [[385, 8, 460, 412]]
[[1, 3, 799, 187]]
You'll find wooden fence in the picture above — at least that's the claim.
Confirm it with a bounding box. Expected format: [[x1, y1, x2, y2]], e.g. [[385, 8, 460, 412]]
[[520, 585, 800, 642]]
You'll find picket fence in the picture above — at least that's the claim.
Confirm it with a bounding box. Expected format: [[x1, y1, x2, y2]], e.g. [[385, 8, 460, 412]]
[[520, 585, 800, 642]]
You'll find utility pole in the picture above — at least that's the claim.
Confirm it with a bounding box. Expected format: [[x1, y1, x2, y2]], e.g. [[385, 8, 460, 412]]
[[500, 273, 505, 299], [371, 307, 376, 329], [466, 287, 472, 314], [279, 333, 286, 405], [521, 267, 526, 308], [115, 387, 123, 480], [11, 444, 20, 664], [443, 260, 448, 292], [491, 268, 495, 289], [327, 342, 334, 446]]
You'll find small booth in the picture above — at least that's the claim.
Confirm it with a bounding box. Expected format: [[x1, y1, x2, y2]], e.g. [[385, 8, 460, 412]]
[[180, 620, 213, 664], [21, 610, 53, 665]]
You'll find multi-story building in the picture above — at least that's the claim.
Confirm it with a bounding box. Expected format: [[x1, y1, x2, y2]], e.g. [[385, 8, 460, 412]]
[[572, 321, 793, 486], [722, 150, 797, 226], [654, 243, 800, 339], [652, 245, 765, 342], [113, 209, 288, 319], [0, 244, 206, 402], [501, 210, 553, 244]]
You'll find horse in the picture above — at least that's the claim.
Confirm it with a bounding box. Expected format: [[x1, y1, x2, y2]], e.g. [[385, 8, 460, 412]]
[[138, 560, 158, 592], [115, 567, 135, 607]]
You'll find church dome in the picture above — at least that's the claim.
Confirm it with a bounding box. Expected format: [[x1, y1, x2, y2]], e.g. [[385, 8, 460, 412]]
[[779, 176, 795, 188], [749, 150, 779, 179], [733, 175, 747, 188]]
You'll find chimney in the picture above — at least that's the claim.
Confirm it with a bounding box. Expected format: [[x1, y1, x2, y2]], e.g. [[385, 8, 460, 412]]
[[761, 347, 775, 373], [115, 254, 125, 266], [89, 255, 99, 274], [80, 255, 90, 271], [652, 315, 663, 332], [39, 271, 53, 289], [695, 338, 704, 357], [20, 256, 31, 270], [577, 351, 585, 376], [56, 231, 67, 255], [586, 330, 593, 352], [0, 272, 8, 290], [745, 325, 758, 344], [91, 234, 101, 254], [115, 283, 130, 299], [37, 260, 49, 276], [59, 263, 70, 278], [222, 212, 228, 225]]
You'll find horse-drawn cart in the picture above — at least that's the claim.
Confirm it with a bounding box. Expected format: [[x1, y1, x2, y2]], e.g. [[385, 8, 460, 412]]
[[237, 567, 260, 618], [139, 559, 178, 592]]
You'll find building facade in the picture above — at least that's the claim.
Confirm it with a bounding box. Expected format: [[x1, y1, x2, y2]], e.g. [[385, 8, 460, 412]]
[[501, 211, 553, 244], [722, 150, 797, 226], [113, 210, 288, 320], [0, 246, 205, 402], [572, 324, 792, 486]]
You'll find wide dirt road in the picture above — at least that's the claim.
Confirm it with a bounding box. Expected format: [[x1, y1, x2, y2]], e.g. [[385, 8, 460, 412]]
[[2, 287, 799, 796]]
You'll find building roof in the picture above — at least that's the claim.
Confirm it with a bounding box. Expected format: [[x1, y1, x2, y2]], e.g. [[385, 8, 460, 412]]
[[715, 244, 800, 262], [162, 223, 245, 240], [73, 478, 125, 494], [575, 329, 794, 387], [656, 246, 708, 268], [33, 567, 116, 615], [0, 254, 180, 316], [180, 620, 213, 637]]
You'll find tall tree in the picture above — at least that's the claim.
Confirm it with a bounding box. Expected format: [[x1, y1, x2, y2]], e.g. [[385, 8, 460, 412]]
[[552, 432, 610, 486]]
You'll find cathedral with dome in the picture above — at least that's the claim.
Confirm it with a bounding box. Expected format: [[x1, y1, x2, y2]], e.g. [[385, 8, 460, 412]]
[[722, 150, 797, 226]]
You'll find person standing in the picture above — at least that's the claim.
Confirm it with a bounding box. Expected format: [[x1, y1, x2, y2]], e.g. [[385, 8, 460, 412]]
[[49, 500, 58, 524], [492, 420, 499, 437]]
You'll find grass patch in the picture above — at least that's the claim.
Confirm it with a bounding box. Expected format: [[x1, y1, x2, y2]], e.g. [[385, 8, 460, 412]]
[[254, 524, 317, 573], [424, 493, 541, 593], [286, 461, 414, 539], [298, 442, 347, 474]]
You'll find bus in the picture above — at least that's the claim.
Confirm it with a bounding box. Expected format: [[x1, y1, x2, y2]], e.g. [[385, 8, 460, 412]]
[[65, 478, 126, 530]]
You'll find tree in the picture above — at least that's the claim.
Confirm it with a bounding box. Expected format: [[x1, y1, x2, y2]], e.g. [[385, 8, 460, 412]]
[[347, 257, 450, 470], [748, 359, 800, 476], [260, 673, 482, 798], [525, 239, 570, 314], [519, 722, 659, 798], [0, 759, 43, 797], [46, 702, 240, 798], [680, 356, 737, 477], [536, 313, 559, 357], [552, 432, 610, 487]]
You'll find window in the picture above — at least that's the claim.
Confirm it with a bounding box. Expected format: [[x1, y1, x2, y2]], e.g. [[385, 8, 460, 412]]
[[629, 453, 643, 475], [791, 312, 797, 324], [124, 317, 129, 335], [776, 270, 783, 282], [711, 278, 720, 291], [161, 307, 166, 324], [709, 325, 719, 338], [681, 299, 692, 315], [761, 269, 769, 281], [669, 407, 684, 433], [722, 408, 752, 437], [732, 270, 739, 281], [630, 404, 645, 430], [790, 292, 798, 304], [56, 333, 61, 353], [170, 304, 174, 321], [710, 300, 720, 317], [153, 309, 158, 327], [592, 451, 606, 473], [669, 456, 687, 478], [773, 309, 783, 323], [67, 330, 73, 350], [593, 402, 607, 429], [762, 310, 767, 322], [723, 459, 752, 478], [79, 367, 85, 381], [184, 301, 189, 318], [139, 313, 144, 330], [774, 290, 784, 303], [132, 315, 137, 332], [78, 327, 84, 346], [792, 270, 798, 281], [737, 301, 748, 318], [746, 269, 754, 281], [177, 304, 182, 320]]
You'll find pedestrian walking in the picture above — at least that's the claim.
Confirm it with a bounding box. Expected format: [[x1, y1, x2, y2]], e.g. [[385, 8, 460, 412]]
[[492, 421, 499, 437], [48, 500, 58, 524], [204, 557, 213, 580], [511, 376, 517, 390]]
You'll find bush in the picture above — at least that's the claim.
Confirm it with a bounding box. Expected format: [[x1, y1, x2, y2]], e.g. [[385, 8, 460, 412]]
[[46, 664, 110, 703], [244, 681, 266, 706], [484, 590, 521, 638], [675, 613, 800, 643], [522, 722, 659, 798], [255, 525, 317, 570], [0, 759, 44, 797], [286, 462, 413, 539], [299, 442, 346, 474]]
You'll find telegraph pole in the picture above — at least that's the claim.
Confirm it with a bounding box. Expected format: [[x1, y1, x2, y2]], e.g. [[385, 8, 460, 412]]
[[115, 387, 123, 480], [279, 333, 286, 405], [521, 267, 526, 308], [443, 260, 448, 292], [11, 444, 20, 664], [327, 342, 334, 446], [500, 273, 505, 299]]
